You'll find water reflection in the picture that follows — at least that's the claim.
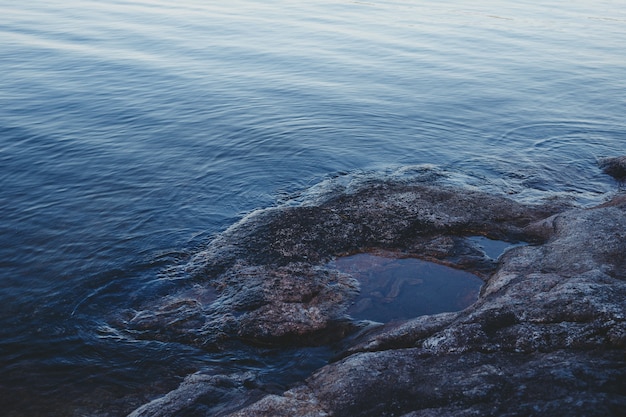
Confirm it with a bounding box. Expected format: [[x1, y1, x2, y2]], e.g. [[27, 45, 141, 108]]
[[333, 254, 483, 323]]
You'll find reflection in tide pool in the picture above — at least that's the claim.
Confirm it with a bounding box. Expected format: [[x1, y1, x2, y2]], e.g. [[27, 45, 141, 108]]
[[333, 254, 483, 323]]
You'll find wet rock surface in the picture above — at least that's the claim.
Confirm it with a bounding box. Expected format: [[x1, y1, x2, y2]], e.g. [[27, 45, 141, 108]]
[[227, 350, 624, 417], [124, 174, 626, 416], [127, 372, 260, 417], [599, 156, 626, 182], [119, 181, 558, 348]]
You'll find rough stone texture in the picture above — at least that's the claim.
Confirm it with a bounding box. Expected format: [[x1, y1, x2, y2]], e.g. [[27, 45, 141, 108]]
[[124, 174, 625, 416], [127, 372, 265, 417], [117, 181, 560, 348], [288, 350, 624, 417], [221, 193, 626, 416], [599, 156, 626, 181], [223, 193, 626, 417]]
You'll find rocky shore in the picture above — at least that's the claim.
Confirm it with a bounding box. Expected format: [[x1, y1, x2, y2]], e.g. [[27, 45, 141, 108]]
[[126, 163, 626, 417]]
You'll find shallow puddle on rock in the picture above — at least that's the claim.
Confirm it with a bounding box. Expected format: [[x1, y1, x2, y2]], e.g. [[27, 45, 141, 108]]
[[466, 236, 524, 259], [332, 254, 483, 323]]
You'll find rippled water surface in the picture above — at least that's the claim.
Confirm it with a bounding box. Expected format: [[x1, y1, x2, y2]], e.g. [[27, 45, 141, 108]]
[[1, 0, 625, 415]]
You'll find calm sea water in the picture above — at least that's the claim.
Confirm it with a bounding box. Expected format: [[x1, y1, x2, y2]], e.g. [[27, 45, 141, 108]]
[[1, 1, 625, 415]]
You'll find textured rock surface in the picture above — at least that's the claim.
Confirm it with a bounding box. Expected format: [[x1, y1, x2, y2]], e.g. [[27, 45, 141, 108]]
[[127, 373, 259, 417], [227, 350, 624, 417], [125, 175, 625, 416], [225, 194, 626, 416], [599, 156, 626, 181], [118, 181, 560, 348], [224, 194, 626, 417]]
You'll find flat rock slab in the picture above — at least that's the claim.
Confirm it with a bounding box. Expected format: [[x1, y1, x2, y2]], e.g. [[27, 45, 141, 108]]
[[124, 175, 626, 417]]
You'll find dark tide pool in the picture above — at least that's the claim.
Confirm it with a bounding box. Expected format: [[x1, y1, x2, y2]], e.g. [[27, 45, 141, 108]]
[[1, 0, 626, 415], [333, 254, 484, 323]]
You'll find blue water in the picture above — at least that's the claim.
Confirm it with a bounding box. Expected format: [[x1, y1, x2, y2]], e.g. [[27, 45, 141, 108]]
[[333, 254, 484, 323], [1, 1, 625, 415]]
